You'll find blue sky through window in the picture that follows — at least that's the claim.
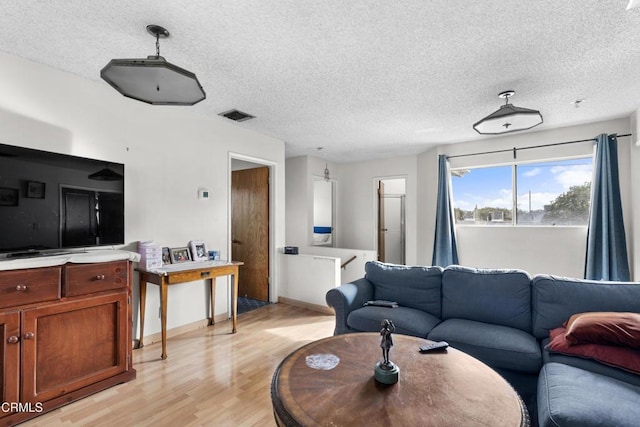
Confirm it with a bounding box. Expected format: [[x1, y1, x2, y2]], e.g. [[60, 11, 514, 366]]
[[451, 157, 593, 215]]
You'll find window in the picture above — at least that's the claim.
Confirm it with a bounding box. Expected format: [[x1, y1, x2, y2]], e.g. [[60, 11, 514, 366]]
[[451, 157, 592, 226]]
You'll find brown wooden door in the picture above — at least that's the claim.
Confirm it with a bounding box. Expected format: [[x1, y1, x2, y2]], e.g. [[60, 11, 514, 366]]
[[21, 292, 128, 402], [231, 167, 269, 301], [0, 310, 20, 407], [61, 188, 97, 247], [377, 180, 386, 262]]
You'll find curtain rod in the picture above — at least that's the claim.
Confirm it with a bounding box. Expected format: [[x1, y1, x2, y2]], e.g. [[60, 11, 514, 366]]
[[447, 133, 632, 160]]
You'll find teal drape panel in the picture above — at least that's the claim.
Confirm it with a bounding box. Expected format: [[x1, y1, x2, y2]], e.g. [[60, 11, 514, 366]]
[[585, 134, 630, 281], [432, 155, 459, 267]]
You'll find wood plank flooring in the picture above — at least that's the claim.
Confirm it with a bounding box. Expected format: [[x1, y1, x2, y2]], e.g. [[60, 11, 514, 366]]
[[22, 303, 335, 427]]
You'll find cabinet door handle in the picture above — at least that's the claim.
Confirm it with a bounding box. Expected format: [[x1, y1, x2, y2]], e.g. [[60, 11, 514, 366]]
[[15, 284, 28, 291], [24, 332, 35, 340], [7, 335, 19, 344], [95, 275, 106, 280]]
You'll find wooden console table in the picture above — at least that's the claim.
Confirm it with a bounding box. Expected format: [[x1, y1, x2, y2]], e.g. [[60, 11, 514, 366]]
[[136, 260, 243, 359]]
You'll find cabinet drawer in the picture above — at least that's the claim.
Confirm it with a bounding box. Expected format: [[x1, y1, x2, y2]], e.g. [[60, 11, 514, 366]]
[[0, 267, 61, 309], [65, 261, 129, 297]]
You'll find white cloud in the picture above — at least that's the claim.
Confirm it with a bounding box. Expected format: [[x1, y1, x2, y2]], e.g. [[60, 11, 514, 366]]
[[517, 191, 561, 211], [551, 164, 592, 190], [522, 168, 541, 177], [454, 188, 512, 211]]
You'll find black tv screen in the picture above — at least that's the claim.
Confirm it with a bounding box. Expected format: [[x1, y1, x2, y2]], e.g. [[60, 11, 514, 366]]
[[0, 143, 125, 258]]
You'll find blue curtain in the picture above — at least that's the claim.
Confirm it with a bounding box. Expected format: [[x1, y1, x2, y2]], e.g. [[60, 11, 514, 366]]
[[585, 134, 630, 281], [432, 155, 459, 267]]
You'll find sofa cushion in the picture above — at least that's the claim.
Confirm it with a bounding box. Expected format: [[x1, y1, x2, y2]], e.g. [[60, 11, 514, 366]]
[[365, 261, 443, 317], [546, 327, 640, 374], [532, 274, 640, 339], [441, 266, 532, 332], [347, 306, 440, 338], [537, 362, 640, 427], [427, 318, 541, 373], [565, 311, 640, 348], [541, 338, 640, 388]]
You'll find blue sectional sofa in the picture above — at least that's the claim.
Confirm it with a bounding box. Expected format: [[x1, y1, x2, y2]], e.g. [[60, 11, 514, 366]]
[[325, 261, 640, 427]]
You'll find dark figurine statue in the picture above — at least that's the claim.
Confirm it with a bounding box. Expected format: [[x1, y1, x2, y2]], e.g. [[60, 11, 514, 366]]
[[379, 319, 396, 368]]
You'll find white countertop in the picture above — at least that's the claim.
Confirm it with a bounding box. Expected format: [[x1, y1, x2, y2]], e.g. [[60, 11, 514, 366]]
[[0, 249, 141, 271]]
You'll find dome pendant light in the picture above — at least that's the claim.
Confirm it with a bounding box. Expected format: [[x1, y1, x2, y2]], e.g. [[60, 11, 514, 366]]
[[473, 91, 543, 135], [100, 24, 206, 106]]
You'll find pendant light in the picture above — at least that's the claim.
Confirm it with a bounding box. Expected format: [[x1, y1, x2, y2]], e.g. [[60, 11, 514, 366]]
[[89, 164, 124, 181], [100, 24, 206, 106], [473, 91, 543, 135]]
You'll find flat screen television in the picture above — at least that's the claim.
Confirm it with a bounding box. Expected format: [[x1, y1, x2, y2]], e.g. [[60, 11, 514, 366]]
[[0, 143, 125, 259]]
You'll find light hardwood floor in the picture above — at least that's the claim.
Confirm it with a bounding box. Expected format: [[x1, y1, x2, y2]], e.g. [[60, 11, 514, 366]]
[[22, 303, 335, 427]]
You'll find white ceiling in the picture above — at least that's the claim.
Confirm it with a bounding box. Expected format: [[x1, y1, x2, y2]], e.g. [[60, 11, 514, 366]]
[[0, 1, 639, 163]]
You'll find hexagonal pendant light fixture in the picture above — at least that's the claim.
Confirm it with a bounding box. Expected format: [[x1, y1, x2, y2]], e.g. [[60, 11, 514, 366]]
[[473, 91, 543, 135], [100, 25, 206, 106]]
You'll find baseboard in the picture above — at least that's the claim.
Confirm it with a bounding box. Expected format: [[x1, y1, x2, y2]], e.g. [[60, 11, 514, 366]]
[[278, 296, 334, 315], [138, 312, 230, 346]]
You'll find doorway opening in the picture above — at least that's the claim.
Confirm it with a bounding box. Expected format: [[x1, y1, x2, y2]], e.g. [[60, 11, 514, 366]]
[[60, 186, 124, 247], [376, 177, 406, 264], [230, 156, 275, 311]]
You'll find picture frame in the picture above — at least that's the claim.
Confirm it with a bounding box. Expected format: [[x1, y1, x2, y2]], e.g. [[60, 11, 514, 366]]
[[26, 181, 46, 199], [0, 187, 19, 206], [162, 247, 171, 265], [189, 240, 209, 261], [169, 247, 192, 263]]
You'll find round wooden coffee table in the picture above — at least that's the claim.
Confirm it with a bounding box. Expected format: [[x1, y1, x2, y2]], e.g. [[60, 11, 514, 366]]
[[271, 333, 529, 426]]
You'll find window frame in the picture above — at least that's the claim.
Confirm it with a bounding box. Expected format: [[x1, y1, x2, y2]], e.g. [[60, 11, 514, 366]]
[[450, 154, 594, 228]]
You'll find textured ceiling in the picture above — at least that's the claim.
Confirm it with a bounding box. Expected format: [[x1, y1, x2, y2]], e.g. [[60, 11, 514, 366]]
[[0, 1, 639, 163]]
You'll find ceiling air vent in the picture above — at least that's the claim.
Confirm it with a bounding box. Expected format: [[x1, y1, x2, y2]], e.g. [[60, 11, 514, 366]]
[[218, 109, 255, 122]]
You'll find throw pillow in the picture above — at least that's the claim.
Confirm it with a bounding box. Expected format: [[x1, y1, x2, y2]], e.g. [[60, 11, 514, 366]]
[[547, 327, 640, 374], [564, 312, 640, 349]]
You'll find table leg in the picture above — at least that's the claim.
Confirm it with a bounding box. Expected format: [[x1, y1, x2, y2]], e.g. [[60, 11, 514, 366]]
[[160, 281, 168, 359], [209, 277, 216, 326], [231, 271, 238, 333], [138, 278, 147, 349]]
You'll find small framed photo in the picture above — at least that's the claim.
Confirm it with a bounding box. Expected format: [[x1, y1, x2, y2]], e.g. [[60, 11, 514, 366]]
[[26, 181, 46, 199], [0, 187, 19, 206], [169, 247, 192, 263], [162, 247, 171, 265], [189, 240, 209, 261]]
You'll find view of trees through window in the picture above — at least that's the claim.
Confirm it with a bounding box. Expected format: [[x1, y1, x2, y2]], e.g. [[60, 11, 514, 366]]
[[451, 157, 593, 226]]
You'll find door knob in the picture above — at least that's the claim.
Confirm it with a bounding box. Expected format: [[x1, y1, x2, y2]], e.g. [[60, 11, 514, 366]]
[[7, 335, 19, 344]]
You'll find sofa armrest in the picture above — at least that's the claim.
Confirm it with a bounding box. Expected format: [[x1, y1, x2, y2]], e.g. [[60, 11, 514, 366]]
[[326, 277, 374, 335]]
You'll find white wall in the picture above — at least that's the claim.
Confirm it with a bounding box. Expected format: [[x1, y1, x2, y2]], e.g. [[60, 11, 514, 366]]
[[0, 51, 286, 338], [286, 154, 418, 265], [418, 118, 637, 278], [335, 155, 418, 265], [278, 254, 340, 307], [303, 246, 378, 284], [285, 156, 311, 248]]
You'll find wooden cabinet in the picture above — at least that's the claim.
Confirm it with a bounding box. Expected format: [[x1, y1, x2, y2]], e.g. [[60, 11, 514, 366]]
[[0, 259, 136, 425], [0, 311, 20, 407]]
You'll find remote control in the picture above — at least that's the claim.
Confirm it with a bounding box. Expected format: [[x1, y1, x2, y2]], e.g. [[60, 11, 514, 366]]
[[419, 341, 449, 352]]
